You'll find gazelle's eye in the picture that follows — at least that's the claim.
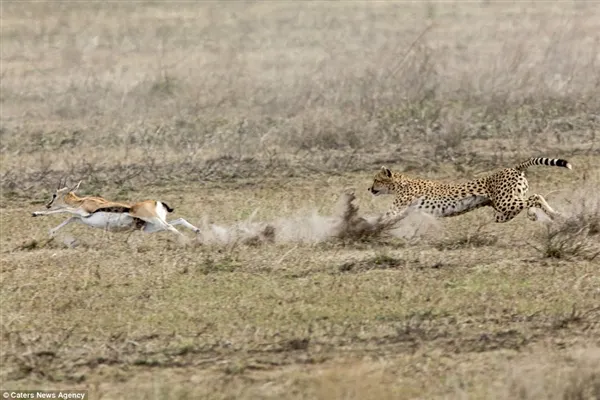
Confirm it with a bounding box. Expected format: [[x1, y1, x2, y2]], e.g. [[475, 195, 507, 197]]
[[52, 194, 56, 198]]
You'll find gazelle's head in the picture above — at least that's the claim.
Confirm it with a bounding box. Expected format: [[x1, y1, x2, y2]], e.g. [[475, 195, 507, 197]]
[[45, 180, 82, 209]]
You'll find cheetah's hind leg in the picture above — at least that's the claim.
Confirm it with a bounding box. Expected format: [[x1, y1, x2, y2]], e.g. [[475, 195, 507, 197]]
[[494, 210, 518, 223], [526, 194, 560, 221]]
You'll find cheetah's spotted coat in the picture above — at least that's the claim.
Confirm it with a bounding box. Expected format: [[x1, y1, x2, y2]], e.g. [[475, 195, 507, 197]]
[[368, 157, 572, 223]]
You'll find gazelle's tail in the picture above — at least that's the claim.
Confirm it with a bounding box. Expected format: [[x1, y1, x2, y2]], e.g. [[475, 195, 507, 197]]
[[160, 202, 175, 213], [514, 157, 572, 172]]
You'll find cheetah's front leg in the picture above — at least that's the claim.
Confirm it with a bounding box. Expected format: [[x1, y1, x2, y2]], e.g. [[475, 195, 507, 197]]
[[383, 207, 404, 221], [382, 197, 425, 222]]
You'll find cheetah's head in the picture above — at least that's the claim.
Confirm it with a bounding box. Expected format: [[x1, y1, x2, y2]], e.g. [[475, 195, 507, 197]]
[[368, 166, 395, 196]]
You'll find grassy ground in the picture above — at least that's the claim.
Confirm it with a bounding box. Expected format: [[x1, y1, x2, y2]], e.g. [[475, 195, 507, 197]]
[[1, 2, 600, 399]]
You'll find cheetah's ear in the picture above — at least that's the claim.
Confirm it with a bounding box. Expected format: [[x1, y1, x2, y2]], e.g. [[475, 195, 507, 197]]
[[381, 166, 392, 178]]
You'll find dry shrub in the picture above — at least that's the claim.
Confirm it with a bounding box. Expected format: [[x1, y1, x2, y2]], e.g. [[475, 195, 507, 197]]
[[492, 347, 600, 400], [12, 238, 73, 252], [535, 188, 600, 261], [338, 253, 406, 273], [331, 188, 439, 243], [196, 189, 439, 247]]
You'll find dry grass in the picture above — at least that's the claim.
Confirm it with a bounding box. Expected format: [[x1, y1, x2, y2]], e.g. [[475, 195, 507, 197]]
[[2, 165, 600, 399], [2, 1, 600, 399], [2, 1, 600, 195]]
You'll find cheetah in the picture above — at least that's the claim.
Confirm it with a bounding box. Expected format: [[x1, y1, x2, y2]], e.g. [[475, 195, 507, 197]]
[[368, 157, 572, 223]]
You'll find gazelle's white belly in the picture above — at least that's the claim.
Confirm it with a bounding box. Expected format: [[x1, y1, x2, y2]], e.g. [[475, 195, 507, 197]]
[[82, 212, 136, 232]]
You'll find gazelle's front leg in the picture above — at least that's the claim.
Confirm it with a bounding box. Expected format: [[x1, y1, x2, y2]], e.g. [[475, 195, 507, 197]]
[[32, 208, 88, 217], [49, 216, 81, 237]]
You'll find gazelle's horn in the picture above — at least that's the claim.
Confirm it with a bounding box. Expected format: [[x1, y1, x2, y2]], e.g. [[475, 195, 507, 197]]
[[70, 180, 82, 193]]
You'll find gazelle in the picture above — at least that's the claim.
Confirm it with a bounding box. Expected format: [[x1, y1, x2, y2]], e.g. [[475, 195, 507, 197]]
[[32, 180, 200, 239]]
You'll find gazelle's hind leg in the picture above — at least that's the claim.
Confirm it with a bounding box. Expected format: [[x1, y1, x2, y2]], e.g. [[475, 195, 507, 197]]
[[49, 216, 81, 237], [143, 220, 190, 245], [142, 217, 186, 238], [526, 194, 559, 220], [141, 223, 163, 234], [168, 218, 200, 233], [123, 228, 137, 244]]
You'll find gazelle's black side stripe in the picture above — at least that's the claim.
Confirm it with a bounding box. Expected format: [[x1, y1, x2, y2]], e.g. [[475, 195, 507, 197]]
[[90, 206, 131, 214]]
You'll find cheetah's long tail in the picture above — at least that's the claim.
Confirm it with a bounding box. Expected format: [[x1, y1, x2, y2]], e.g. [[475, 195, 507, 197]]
[[514, 157, 572, 171]]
